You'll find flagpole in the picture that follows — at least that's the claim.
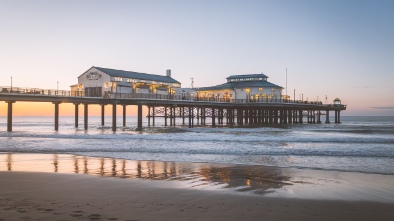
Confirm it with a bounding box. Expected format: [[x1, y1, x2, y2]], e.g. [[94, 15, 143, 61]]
[[286, 68, 287, 100]]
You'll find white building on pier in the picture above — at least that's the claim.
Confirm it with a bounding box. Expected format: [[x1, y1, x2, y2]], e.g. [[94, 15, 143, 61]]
[[177, 73, 284, 102], [71, 67, 181, 97]]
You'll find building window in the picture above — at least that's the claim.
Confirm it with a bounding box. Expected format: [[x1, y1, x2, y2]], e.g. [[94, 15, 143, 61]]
[[272, 88, 276, 92], [114, 77, 123, 82], [126, 79, 135, 83], [258, 88, 263, 91]]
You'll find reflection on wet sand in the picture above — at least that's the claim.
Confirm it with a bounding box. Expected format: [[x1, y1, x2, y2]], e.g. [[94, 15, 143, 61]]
[[1, 154, 292, 194], [7, 154, 12, 171]]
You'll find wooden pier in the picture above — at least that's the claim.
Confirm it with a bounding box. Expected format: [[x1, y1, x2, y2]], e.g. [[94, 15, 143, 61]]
[[0, 88, 346, 132]]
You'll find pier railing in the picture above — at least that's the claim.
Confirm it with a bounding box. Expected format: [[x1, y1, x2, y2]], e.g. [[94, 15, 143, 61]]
[[0, 86, 345, 107]]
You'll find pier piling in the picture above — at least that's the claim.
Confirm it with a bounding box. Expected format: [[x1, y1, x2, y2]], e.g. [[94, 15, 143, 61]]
[[54, 102, 59, 131], [101, 105, 105, 126], [112, 104, 117, 132], [6, 101, 14, 132], [325, 110, 330, 124], [84, 104, 88, 130], [123, 105, 126, 127], [137, 104, 142, 131], [74, 103, 79, 128]]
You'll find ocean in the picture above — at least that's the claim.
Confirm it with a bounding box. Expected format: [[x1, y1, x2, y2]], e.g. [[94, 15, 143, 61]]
[[0, 115, 393, 175]]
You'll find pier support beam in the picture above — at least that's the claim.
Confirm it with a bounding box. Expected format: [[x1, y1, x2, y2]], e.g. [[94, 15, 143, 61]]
[[152, 107, 155, 126], [112, 104, 116, 131], [54, 102, 60, 131], [284, 110, 288, 124], [337, 111, 341, 123], [299, 110, 303, 124], [172, 107, 176, 127], [182, 107, 185, 126], [84, 104, 88, 130], [212, 108, 216, 128], [274, 110, 278, 124], [6, 101, 14, 132], [188, 107, 192, 128], [137, 104, 143, 131], [269, 110, 273, 124], [148, 106, 151, 127], [122, 105, 126, 127], [74, 103, 79, 128], [164, 107, 168, 127], [112, 104, 117, 132], [325, 110, 330, 124], [245, 109, 249, 125], [191, 107, 194, 127], [101, 104, 105, 126], [238, 109, 243, 125]]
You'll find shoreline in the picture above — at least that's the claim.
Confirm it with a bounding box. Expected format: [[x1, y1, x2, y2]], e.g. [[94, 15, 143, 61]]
[[1, 153, 394, 220], [1, 153, 394, 202]]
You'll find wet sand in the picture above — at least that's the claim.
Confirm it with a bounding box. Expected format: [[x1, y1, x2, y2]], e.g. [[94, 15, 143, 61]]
[[1, 154, 394, 220]]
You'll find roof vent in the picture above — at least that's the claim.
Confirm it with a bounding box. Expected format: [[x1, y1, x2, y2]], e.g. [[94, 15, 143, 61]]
[[166, 69, 171, 77]]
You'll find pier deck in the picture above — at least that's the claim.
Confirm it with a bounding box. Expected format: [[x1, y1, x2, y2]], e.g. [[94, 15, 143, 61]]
[[0, 87, 346, 132]]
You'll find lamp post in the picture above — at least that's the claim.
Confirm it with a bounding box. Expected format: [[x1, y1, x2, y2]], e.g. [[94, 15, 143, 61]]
[[285, 68, 287, 100], [294, 89, 295, 103], [57, 81, 59, 95], [10, 76, 12, 93]]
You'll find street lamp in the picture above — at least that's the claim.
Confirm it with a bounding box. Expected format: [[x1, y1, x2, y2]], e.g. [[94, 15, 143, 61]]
[[294, 89, 295, 103], [285, 68, 287, 100], [10, 76, 12, 93], [57, 81, 59, 95]]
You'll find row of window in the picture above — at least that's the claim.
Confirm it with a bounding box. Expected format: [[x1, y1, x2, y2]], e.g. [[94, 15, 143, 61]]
[[228, 77, 267, 82], [241, 88, 276, 92], [112, 77, 180, 87]]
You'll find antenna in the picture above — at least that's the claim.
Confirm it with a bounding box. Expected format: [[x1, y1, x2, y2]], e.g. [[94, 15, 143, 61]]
[[285, 68, 288, 99], [190, 77, 194, 88]]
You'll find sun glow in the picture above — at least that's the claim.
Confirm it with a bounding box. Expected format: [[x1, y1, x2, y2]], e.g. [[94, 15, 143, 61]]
[[0, 102, 143, 117]]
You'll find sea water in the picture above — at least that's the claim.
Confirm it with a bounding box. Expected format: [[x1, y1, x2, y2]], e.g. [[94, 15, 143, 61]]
[[0, 116, 393, 175]]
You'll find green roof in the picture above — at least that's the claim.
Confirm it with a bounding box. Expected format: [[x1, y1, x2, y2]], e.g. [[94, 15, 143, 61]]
[[94, 67, 180, 84], [197, 81, 283, 91], [226, 74, 268, 80]]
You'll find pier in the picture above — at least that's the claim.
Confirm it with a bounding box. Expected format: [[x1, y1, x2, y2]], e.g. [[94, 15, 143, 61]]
[[0, 86, 346, 132]]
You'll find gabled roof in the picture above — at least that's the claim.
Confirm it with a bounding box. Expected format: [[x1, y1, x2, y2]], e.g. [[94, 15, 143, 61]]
[[89, 66, 180, 84], [226, 73, 268, 80], [197, 81, 283, 91]]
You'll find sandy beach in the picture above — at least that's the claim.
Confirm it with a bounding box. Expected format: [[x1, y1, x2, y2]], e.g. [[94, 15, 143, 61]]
[[1, 172, 393, 221], [1, 154, 394, 221]]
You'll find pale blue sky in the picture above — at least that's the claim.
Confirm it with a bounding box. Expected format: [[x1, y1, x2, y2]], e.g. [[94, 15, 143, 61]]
[[1, 0, 393, 115]]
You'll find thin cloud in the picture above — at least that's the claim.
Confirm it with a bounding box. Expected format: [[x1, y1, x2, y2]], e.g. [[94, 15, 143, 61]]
[[371, 106, 394, 110], [352, 85, 377, 88]]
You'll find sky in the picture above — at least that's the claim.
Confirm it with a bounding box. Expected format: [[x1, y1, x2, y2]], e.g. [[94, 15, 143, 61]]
[[0, 0, 393, 116]]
